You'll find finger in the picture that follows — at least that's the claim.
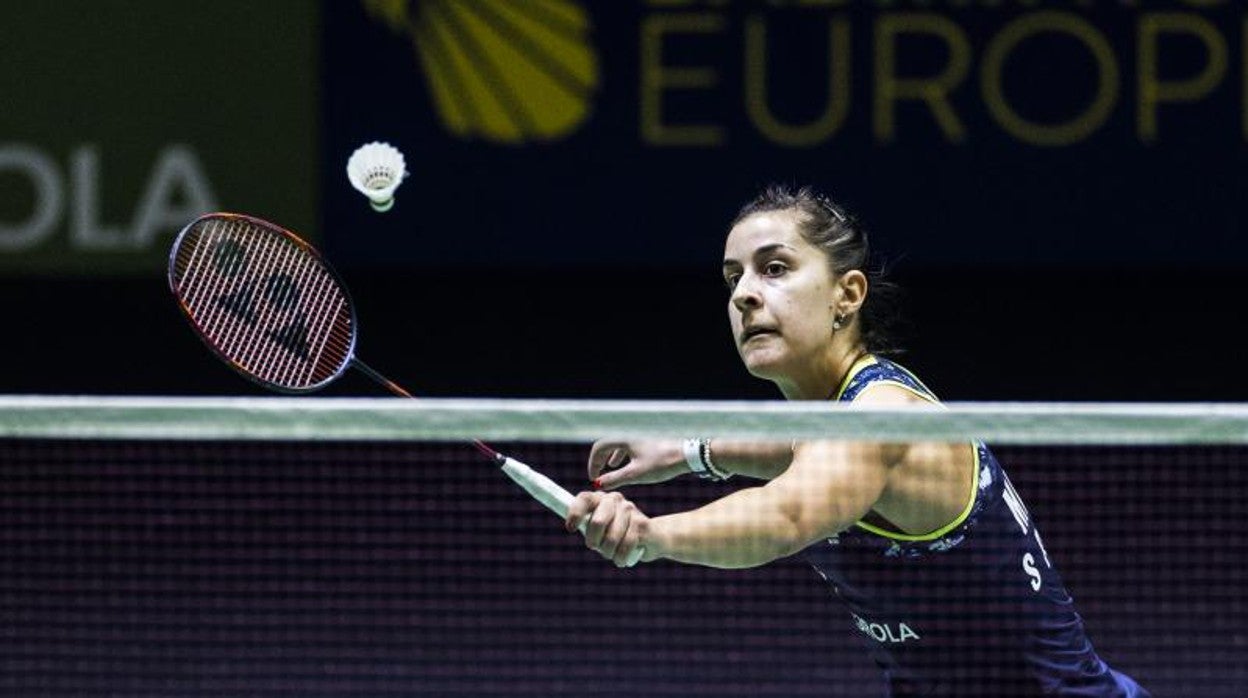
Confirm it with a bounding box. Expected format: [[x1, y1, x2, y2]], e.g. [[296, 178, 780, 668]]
[[606, 447, 630, 469], [565, 491, 600, 533], [587, 440, 625, 480], [596, 462, 646, 491], [609, 505, 640, 567], [599, 498, 632, 562], [586, 491, 621, 551], [585, 492, 623, 550]]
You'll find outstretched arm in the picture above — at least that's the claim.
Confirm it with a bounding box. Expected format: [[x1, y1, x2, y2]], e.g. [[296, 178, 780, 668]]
[[570, 439, 893, 569]]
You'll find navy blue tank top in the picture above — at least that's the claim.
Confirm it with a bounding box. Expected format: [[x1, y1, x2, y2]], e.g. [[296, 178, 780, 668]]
[[802, 357, 1149, 696]]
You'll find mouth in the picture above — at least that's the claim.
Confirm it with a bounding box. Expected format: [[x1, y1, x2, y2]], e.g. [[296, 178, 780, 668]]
[[741, 326, 778, 344]]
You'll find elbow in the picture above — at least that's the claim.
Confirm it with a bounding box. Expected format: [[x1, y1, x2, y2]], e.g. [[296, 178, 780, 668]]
[[759, 524, 807, 563], [776, 502, 851, 558], [773, 513, 822, 560], [778, 523, 824, 559]]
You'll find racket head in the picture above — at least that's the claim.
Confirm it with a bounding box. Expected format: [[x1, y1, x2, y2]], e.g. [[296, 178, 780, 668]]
[[167, 212, 359, 394]]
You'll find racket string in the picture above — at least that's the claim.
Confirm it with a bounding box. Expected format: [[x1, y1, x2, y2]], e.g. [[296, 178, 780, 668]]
[[309, 301, 350, 385], [173, 219, 218, 313], [220, 226, 292, 382], [174, 216, 353, 391], [198, 219, 256, 357], [261, 235, 339, 386], [231, 228, 344, 387], [175, 219, 225, 325], [260, 235, 313, 385], [288, 235, 356, 385], [206, 221, 265, 376], [299, 259, 350, 386], [302, 266, 353, 384], [182, 220, 245, 356]]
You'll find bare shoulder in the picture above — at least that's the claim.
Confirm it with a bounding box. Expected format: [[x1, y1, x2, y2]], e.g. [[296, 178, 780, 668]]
[[849, 380, 937, 408]]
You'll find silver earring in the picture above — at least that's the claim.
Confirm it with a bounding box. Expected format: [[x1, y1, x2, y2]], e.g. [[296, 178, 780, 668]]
[[832, 314, 844, 331]]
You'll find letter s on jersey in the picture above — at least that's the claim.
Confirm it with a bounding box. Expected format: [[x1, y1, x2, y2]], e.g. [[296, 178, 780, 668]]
[[1023, 552, 1042, 591]]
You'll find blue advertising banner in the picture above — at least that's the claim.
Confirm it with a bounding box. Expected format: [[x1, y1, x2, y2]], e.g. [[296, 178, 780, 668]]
[[323, 0, 1246, 271]]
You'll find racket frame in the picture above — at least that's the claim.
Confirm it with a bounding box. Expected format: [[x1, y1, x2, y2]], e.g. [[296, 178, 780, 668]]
[[166, 212, 361, 395]]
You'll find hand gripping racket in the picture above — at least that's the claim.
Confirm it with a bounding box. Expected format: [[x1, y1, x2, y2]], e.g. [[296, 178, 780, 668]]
[[168, 212, 643, 566]]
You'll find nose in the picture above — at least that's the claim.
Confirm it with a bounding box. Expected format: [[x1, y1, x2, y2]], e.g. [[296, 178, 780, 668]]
[[730, 272, 762, 313]]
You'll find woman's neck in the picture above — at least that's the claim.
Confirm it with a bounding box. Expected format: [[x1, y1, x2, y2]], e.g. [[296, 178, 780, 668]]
[[777, 344, 870, 401]]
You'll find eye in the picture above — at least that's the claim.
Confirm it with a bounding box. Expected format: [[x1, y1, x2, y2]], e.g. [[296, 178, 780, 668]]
[[724, 273, 741, 291], [763, 261, 788, 277]]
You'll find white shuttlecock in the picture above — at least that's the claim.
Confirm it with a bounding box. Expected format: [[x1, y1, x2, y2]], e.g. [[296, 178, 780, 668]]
[[346, 141, 407, 212]]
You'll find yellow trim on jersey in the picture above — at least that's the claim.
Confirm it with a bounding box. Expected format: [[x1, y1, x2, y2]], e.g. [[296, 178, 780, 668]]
[[833, 354, 878, 400], [854, 446, 981, 542], [833, 357, 980, 542]]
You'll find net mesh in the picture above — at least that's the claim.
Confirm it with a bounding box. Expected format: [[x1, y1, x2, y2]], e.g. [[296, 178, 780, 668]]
[[1, 399, 1245, 696]]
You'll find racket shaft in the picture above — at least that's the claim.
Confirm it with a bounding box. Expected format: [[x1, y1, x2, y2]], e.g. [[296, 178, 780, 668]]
[[499, 457, 645, 567]]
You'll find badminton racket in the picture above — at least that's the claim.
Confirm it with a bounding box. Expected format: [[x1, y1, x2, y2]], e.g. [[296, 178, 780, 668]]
[[167, 212, 643, 566]]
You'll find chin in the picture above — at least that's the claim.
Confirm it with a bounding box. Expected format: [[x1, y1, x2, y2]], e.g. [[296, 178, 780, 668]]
[[740, 351, 786, 381]]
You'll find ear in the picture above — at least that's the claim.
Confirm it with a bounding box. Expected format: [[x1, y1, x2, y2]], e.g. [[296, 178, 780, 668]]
[[836, 269, 868, 318]]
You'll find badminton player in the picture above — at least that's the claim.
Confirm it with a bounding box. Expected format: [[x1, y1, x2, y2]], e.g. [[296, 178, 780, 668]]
[[567, 185, 1149, 697]]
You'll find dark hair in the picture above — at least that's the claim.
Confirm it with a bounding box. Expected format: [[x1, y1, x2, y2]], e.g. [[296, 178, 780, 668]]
[[732, 184, 906, 356]]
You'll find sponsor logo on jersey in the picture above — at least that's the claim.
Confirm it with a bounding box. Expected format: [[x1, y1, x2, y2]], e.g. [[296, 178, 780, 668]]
[[853, 613, 921, 644]]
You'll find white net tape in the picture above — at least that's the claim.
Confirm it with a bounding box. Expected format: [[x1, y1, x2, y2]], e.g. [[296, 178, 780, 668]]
[[3, 395, 1248, 444]]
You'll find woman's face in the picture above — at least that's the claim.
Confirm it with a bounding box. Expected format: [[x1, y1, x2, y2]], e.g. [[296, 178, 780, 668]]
[[723, 209, 841, 384]]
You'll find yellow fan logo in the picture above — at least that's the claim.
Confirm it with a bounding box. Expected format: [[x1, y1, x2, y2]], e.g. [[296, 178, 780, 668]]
[[364, 0, 599, 144]]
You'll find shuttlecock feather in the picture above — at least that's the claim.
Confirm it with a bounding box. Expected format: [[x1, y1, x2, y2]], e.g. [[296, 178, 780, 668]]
[[346, 141, 407, 212]]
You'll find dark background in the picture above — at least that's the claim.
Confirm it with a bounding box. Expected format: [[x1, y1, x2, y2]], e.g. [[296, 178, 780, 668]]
[[3, 267, 1241, 401], [4, 1, 1244, 401]]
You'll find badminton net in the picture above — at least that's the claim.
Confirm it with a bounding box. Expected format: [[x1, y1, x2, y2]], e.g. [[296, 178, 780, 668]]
[[1, 396, 1245, 697]]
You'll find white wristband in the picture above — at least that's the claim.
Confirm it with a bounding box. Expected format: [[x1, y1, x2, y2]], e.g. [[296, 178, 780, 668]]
[[682, 438, 709, 476]]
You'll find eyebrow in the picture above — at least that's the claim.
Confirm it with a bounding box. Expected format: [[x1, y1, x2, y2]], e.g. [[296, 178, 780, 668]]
[[722, 243, 795, 269]]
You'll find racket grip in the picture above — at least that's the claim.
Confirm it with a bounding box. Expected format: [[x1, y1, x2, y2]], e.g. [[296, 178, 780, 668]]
[[498, 455, 645, 568]]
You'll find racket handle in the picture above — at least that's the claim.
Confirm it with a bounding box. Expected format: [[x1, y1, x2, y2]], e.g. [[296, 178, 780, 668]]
[[498, 455, 645, 568]]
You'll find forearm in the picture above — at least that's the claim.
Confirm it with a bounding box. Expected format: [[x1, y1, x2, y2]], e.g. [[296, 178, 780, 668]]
[[705, 439, 793, 480], [649, 485, 811, 569], [576, 440, 888, 570]]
